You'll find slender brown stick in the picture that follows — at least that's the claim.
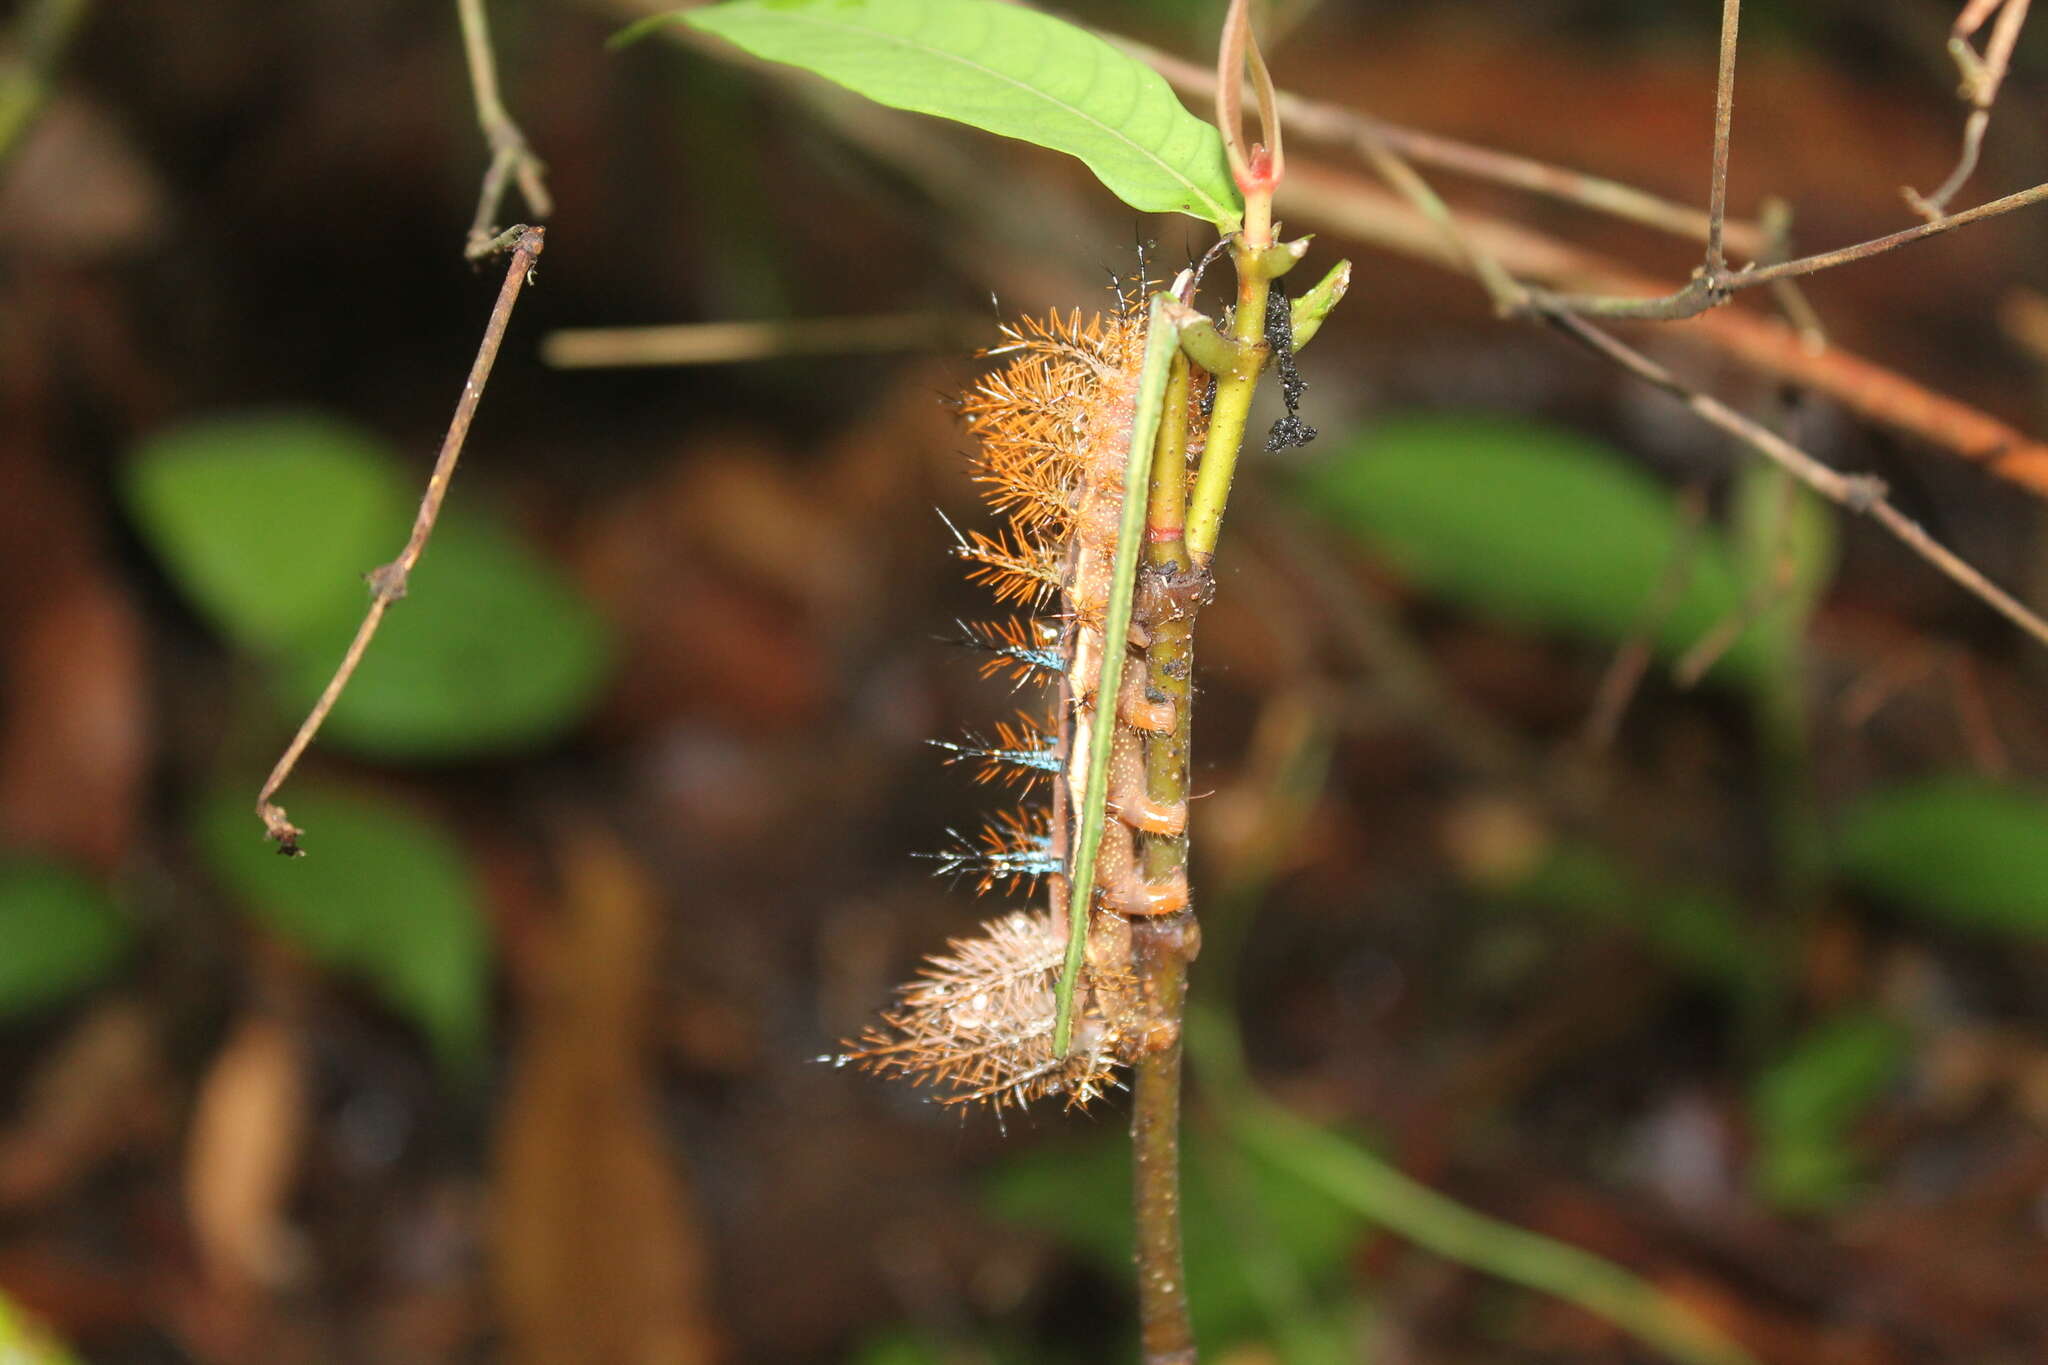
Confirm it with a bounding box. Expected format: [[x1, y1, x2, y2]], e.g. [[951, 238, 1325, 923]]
[[457, 0, 552, 260], [1542, 308, 2048, 651], [255, 225, 545, 853], [1347, 116, 1525, 316], [1705, 0, 1741, 275], [1906, 0, 2030, 218], [540, 313, 976, 368], [1740, 181, 2048, 287], [1121, 35, 1767, 257], [1292, 84, 2048, 649], [1538, 179, 2048, 319], [1279, 164, 2048, 497]]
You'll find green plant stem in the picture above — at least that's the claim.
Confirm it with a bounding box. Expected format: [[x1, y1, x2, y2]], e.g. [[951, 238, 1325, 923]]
[[1052, 294, 1178, 1055], [1186, 234, 1279, 562], [0, 0, 87, 171], [1187, 1007, 1758, 1365], [1130, 915, 1197, 1365], [1147, 352, 1193, 544], [1123, 331, 1203, 1365]]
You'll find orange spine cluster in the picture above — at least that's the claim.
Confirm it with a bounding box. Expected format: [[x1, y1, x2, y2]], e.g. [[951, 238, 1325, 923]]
[[840, 287, 1204, 1113]]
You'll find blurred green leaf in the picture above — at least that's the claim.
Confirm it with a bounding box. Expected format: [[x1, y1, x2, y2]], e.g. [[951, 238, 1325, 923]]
[[276, 511, 611, 759], [1836, 778, 2048, 936], [1187, 1008, 1758, 1365], [987, 1124, 1358, 1353], [0, 860, 130, 1020], [123, 413, 409, 652], [198, 787, 487, 1072], [1729, 463, 1835, 673], [1751, 1012, 1906, 1210], [665, 0, 1241, 228], [1298, 415, 1762, 678], [127, 410, 609, 759], [0, 1287, 81, 1364]]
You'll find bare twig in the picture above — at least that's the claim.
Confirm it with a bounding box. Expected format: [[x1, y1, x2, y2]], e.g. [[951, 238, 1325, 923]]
[[1122, 34, 1768, 256], [1541, 308, 2048, 652], [1345, 115, 1526, 316], [1756, 197, 1827, 354], [255, 226, 545, 853], [1455, 0, 2048, 327], [1153, 21, 2048, 495], [457, 0, 553, 260], [1905, 0, 2032, 218], [1273, 46, 2048, 652], [1535, 179, 2048, 320], [1280, 164, 2048, 497], [1705, 0, 1742, 275], [540, 313, 979, 367]]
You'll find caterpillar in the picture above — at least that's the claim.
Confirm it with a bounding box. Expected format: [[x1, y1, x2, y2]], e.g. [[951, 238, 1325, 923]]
[[838, 281, 1207, 1114]]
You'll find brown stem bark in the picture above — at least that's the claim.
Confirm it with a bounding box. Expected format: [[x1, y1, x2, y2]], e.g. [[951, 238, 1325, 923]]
[[255, 225, 544, 851]]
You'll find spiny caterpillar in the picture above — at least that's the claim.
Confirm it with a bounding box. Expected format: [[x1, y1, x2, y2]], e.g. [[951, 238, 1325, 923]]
[[839, 281, 1206, 1113]]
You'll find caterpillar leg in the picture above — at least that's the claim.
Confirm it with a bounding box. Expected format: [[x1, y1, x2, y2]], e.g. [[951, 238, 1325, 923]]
[[1116, 667, 1175, 733], [1105, 738, 1188, 837], [1095, 818, 1190, 916]]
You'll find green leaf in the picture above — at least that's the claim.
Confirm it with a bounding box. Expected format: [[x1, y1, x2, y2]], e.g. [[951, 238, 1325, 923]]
[[124, 414, 410, 652], [669, 0, 1241, 228], [0, 860, 131, 1020], [197, 786, 488, 1072], [275, 511, 611, 759], [1836, 777, 2048, 936], [1730, 463, 1835, 668], [1289, 258, 1352, 352], [1750, 1012, 1906, 1210], [127, 409, 610, 759], [1298, 414, 1763, 679]]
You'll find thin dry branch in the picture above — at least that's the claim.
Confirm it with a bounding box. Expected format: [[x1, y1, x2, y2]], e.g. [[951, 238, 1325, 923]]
[[457, 0, 552, 260], [1123, 35, 1768, 257], [1534, 179, 2048, 321], [1906, 0, 2032, 218], [540, 313, 979, 367], [255, 226, 545, 853], [1278, 164, 2048, 498], [1543, 309, 2048, 652], [1168, 0, 2048, 345], [1297, 99, 2048, 657], [1130, 35, 1769, 255], [1705, 0, 1742, 275]]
